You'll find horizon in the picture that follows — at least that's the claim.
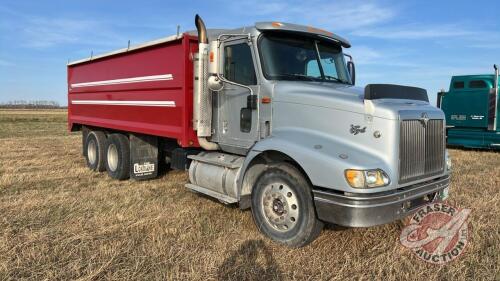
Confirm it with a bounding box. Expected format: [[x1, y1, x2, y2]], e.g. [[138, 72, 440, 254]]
[[1, 0, 499, 106]]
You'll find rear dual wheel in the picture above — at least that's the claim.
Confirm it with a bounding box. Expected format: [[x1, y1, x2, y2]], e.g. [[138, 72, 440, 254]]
[[84, 130, 107, 172], [105, 133, 130, 180]]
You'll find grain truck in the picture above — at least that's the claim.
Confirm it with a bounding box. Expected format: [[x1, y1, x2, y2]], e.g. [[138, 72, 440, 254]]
[[67, 15, 451, 247], [437, 65, 500, 149]]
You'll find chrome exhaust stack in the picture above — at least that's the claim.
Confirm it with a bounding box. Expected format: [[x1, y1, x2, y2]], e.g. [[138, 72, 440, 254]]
[[488, 64, 499, 131], [194, 15, 219, 150]]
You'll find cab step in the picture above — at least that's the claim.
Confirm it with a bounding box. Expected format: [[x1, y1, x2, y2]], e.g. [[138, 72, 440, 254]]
[[185, 183, 238, 204], [188, 152, 244, 169]]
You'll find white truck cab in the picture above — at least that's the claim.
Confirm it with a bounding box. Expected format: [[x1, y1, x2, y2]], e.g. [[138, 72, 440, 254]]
[[188, 15, 451, 247]]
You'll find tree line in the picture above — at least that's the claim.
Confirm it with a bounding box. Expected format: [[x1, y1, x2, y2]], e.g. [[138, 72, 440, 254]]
[[0, 100, 66, 109]]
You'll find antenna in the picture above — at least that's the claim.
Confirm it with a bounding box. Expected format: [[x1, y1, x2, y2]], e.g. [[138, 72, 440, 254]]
[[90, 50, 93, 60], [127, 40, 131, 51], [177, 25, 180, 36]]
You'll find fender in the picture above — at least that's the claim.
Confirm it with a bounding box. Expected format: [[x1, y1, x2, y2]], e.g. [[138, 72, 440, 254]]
[[237, 127, 396, 198]]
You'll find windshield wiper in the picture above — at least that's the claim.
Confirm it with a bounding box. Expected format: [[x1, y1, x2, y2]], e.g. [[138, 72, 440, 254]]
[[323, 75, 350, 84], [273, 73, 318, 81]]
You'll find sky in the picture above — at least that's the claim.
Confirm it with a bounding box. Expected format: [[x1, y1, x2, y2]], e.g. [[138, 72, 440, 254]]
[[1, 0, 499, 106]]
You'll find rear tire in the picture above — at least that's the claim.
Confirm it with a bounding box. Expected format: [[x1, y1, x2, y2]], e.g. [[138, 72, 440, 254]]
[[105, 133, 130, 180], [84, 130, 107, 172], [251, 163, 323, 247]]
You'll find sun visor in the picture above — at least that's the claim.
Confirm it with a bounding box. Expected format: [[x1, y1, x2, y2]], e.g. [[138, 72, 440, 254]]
[[255, 22, 351, 48], [364, 84, 429, 102]]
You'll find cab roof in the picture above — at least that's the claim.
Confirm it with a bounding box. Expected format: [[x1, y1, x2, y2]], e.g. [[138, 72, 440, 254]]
[[449, 74, 497, 90]]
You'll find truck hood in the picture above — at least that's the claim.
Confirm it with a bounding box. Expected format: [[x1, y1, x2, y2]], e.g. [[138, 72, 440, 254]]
[[272, 81, 438, 120]]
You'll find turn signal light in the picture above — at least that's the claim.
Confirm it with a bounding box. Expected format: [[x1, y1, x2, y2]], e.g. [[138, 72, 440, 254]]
[[345, 170, 365, 188], [345, 169, 390, 188]]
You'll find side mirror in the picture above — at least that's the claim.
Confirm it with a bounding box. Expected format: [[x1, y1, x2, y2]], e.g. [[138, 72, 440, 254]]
[[209, 40, 220, 75], [207, 40, 224, 91], [347, 61, 356, 85]]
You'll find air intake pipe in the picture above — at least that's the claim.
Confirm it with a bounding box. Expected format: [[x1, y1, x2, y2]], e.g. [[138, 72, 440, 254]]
[[194, 15, 219, 150]]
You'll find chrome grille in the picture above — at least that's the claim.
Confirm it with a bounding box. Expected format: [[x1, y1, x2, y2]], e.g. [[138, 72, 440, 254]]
[[399, 119, 445, 183]]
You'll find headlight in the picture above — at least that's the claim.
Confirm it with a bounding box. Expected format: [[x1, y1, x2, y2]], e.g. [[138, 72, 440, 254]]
[[345, 169, 390, 188]]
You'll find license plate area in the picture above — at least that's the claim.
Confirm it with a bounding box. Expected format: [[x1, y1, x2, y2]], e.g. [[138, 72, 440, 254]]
[[440, 186, 449, 200], [402, 192, 436, 212]]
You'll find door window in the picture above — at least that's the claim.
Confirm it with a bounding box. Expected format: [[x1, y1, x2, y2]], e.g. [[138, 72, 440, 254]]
[[224, 43, 257, 85]]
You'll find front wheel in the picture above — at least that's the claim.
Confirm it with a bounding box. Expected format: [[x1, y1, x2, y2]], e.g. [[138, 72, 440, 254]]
[[251, 163, 323, 247]]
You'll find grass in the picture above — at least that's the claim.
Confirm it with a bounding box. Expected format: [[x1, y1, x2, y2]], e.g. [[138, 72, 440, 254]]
[[0, 109, 498, 280], [0, 109, 67, 139]]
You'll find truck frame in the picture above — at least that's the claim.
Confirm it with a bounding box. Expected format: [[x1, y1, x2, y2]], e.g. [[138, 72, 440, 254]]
[[68, 15, 451, 247]]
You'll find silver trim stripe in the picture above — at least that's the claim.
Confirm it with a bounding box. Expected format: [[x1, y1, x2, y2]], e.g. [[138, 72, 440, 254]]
[[71, 100, 176, 107], [71, 74, 173, 88]]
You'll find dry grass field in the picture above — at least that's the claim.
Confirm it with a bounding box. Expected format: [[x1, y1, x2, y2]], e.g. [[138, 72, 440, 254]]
[[0, 109, 498, 280]]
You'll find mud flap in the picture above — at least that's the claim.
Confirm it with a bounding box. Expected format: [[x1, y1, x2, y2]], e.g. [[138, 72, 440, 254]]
[[129, 134, 158, 180]]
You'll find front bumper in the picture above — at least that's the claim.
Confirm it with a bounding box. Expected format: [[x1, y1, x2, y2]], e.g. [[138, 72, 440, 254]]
[[313, 175, 450, 227]]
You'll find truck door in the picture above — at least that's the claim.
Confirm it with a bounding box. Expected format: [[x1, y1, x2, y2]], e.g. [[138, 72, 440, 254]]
[[217, 39, 260, 151]]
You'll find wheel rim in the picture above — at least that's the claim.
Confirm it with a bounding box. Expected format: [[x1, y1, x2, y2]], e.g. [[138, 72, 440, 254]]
[[107, 144, 118, 172], [260, 182, 299, 232], [87, 139, 97, 165]]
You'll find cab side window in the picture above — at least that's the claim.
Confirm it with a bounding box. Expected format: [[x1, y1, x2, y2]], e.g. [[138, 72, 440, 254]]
[[469, 80, 487, 88], [224, 43, 257, 85], [453, 81, 464, 89]]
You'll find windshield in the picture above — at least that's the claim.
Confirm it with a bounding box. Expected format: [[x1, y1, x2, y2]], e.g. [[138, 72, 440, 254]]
[[259, 33, 351, 84]]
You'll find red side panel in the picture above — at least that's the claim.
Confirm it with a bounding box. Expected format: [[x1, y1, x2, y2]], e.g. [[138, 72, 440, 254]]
[[68, 34, 199, 147]]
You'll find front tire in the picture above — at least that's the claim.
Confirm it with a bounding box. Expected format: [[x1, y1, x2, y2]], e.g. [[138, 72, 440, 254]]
[[105, 133, 130, 180], [251, 163, 323, 247]]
